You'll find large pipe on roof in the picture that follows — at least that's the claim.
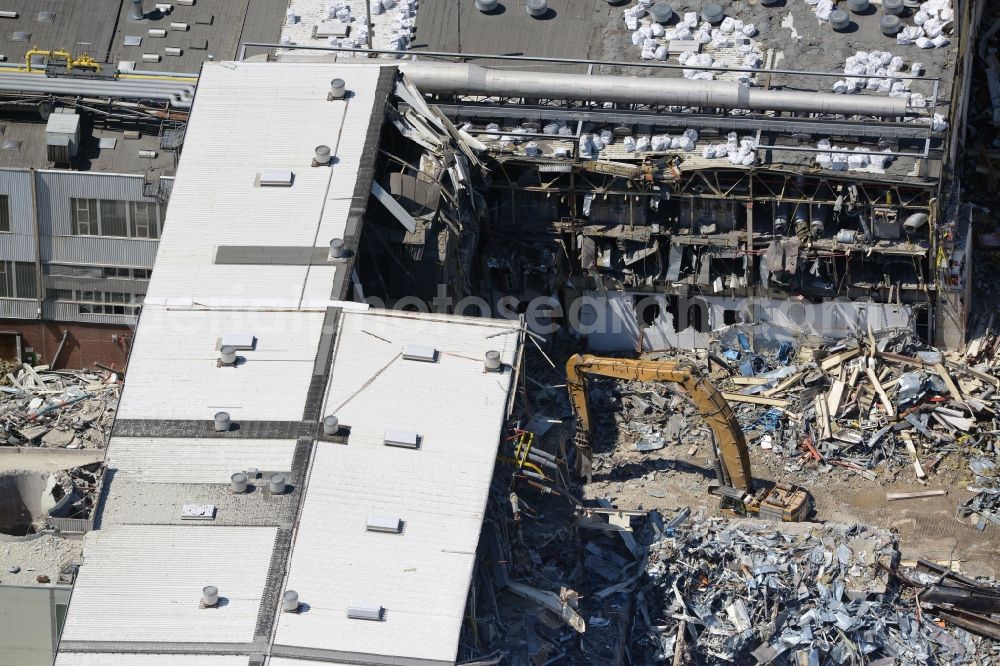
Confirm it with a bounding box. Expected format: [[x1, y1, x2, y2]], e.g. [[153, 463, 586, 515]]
[[397, 62, 910, 117], [0, 71, 194, 108]]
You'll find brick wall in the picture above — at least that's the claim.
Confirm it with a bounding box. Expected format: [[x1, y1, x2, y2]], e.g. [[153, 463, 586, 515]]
[[0, 320, 132, 371]]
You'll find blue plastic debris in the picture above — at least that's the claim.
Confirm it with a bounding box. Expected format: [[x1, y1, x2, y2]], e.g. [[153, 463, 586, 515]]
[[777, 341, 793, 364], [723, 349, 740, 361], [737, 331, 751, 352]]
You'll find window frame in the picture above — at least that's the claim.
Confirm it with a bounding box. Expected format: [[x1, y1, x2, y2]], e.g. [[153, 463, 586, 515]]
[[70, 198, 163, 239]]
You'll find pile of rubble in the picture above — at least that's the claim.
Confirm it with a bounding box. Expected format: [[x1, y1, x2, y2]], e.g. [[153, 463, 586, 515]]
[[634, 514, 1000, 664], [0, 364, 120, 449], [705, 326, 998, 484]]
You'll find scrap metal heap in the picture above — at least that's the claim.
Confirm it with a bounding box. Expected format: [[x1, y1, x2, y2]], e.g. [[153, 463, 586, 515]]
[[0, 365, 120, 449], [635, 515, 1000, 665]]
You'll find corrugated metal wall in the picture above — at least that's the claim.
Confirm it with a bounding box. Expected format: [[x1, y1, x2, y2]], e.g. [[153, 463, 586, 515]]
[[36, 171, 153, 235], [43, 236, 158, 268], [0, 169, 37, 261], [42, 301, 138, 326], [0, 298, 38, 319]]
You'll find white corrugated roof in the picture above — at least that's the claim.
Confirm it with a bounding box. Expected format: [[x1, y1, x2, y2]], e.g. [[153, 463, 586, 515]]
[[58, 60, 522, 666], [274, 310, 519, 663], [56, 655, 248, 666], [108, 437, 297, 483], [117, 307, 326, 421], [146, 62, 385, 305], [60, 525, 277, 644]]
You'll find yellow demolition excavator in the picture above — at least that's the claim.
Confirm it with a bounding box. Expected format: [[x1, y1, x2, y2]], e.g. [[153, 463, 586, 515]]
[[566, 354, 811, 522]]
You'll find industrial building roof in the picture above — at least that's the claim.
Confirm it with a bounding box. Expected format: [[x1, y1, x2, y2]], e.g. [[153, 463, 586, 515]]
[[0, 117, 174, 173], [111, 0, 286, 73], [273, 310, 519, 664], [55, 59, 523, 666], [0, 0, 284, 75], [144, 61, 390, 304]]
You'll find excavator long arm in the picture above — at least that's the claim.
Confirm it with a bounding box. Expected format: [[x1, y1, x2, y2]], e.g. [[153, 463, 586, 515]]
[[566, 354, 754, 492]]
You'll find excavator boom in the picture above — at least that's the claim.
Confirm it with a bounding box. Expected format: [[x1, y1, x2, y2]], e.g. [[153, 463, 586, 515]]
[[565, 353, 810, 521]]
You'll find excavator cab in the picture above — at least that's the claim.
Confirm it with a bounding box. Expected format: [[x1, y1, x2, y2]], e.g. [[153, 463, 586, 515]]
[[712, 481, 812, 522], [566, 353, 812, 522]]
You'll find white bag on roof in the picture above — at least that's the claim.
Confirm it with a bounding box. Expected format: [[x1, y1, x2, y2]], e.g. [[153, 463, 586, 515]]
[[651, 23, 665, 37], [932, 35, 950, 47], [916, 37, 935, 49], [631, 31, 644, 46], [703, 145, 717, 159], [655, 45, 668, 60], [684, 12, 698, 27], [898, 26, 924, 45], [623, 136, 637, 152], [636, 136, 652, 152], [743, 23, 757, 37]]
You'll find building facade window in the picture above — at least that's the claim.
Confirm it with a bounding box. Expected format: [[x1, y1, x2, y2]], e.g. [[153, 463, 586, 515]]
[[0, 260, 37, 298], [70, 198, 164, 238], [0, 195, 10, 232], [45, 288, 142, 316]]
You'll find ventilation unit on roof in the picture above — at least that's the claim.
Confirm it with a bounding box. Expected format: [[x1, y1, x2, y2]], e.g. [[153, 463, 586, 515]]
[[323, 415, 339, 435], [230, 472, 248, 494], [347, 603, 384, 621], [328, 238, 346, 262], [329, 78, 346, 100], [282, 590, 300, 612], [219, 345, 237, 367], [201, 586, 219, 608], [313, 145, 331, 166], [485, 350, 502, 372], [259, 169, 293, 187], [384, 429, 419, 449], [268, 474, 286, 495], [366, 513, 403, 533], [214, 412, 231, 432], [402, 343, 437, 362]]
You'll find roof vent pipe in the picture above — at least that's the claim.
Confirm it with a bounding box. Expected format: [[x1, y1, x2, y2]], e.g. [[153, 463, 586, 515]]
[[214, 412, 231, 432], [485, 350, 502, 372], [701, 3, 725, 24], [329, 238, 346, 261], [903, 212, 929, 234], [313, 145, 331, 166], [648, 2, 673, 23], [282, 590, 300, 612], [882, 0, 903, 15], [130, 0, 144, 20], [879, 15, 901, 35], [202, 586, 219, 607], [848, 0, 870, 12], [830, 10, 850, 31], [760, 0, 780, 5], [526, 0, 547, 17], [230, 472, 248, 493], [220, 345, 237, 366], [329, 78, 346, 100], [475, 0, 498, 11], [269, 474, 286, 495], [323, 415, 339, 435]]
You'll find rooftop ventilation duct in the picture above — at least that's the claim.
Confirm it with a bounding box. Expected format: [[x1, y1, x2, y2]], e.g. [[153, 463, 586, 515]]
[[230, 472, 248, 493], [202, 586, 219, 608], [526, 0, 547, 18], [701, 3, 725, 24], [397, 63, 911, 117], [269, 474, 286, 495], [214, 412, 231, 432], [323, 415, 339, 435], [485, 350, 502, 372], [130, 0, 144, 21], [219, 345, 237, 366], [475, 0, 498, 11], [282, 590, 300, 612], [329, 78, 346, 100], [328, 238, 346, 261], [313, 145, 331, 166]]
